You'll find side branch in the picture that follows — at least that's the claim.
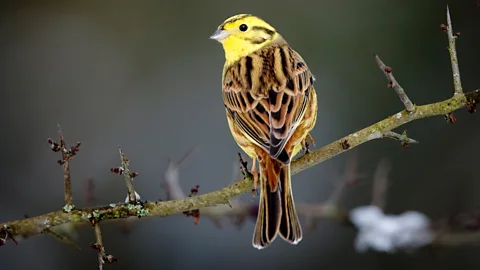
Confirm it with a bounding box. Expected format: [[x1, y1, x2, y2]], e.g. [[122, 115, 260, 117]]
[[59, 131, 73, 207], [113, 148, 138, 204], [47, 127, 81, 211], [445, 6, 463, 94], [375, 55, 415, 112]]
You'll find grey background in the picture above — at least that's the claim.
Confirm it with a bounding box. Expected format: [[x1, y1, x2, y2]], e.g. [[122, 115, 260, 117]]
[[1, 0, 479, 269]]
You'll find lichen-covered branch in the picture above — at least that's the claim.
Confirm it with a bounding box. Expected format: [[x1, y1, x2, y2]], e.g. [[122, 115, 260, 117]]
[[1, 7, 479, 250], [1, 88, 478, 243]]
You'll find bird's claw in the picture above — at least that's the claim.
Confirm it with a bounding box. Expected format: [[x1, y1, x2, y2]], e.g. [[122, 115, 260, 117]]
[[301, 133, 316, 155]]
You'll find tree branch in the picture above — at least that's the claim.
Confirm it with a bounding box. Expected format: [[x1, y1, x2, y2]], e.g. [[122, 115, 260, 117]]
[[2, 87, 477, 243], [1, 7, 479, 252]]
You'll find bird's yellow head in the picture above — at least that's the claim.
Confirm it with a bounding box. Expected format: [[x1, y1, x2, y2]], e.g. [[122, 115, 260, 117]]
[[210, 14, 280, 65]]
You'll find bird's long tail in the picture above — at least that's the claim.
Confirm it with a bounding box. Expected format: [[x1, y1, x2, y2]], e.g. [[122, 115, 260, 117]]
[[252, 156, 303, 249]]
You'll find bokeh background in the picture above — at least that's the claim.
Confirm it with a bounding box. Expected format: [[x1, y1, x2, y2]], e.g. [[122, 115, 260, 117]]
[[1, 0, 479, 269]]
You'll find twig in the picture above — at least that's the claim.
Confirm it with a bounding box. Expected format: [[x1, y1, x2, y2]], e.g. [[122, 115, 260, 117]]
[[90, 221, 118, 269], [445, 5, 463, 95], [375, 55, 415, 112], [116, 147, 138, 204], [93, 222, 105, 270], [367, 130, 418, 145], [48, 126, 80, 212], [382, 131, 418, 144], [58, 128, 73, 208]]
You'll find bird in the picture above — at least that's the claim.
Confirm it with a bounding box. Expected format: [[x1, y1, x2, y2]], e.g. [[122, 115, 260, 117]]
[[210, 14, 318, 249]]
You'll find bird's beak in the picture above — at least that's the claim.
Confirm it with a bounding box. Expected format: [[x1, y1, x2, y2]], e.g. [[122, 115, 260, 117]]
[[209, 29, 230, 41]]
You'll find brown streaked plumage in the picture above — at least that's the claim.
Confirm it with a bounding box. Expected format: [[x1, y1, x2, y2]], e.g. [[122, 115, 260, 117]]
[[211, 14, 318, 249]]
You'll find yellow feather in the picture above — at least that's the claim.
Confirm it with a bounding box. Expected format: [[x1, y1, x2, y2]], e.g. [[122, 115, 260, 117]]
[[214, 15, 281, 65]]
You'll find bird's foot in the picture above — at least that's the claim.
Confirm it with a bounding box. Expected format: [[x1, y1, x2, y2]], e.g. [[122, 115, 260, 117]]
[[301, 133, 316, 155], [237, 153, 259, 197]]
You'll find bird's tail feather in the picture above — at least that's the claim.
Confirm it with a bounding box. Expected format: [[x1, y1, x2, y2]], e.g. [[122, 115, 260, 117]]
[[252, 157, 302, 249]]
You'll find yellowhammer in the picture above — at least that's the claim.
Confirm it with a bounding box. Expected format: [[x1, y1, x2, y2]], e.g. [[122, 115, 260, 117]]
[[210, 14, 318, 249]]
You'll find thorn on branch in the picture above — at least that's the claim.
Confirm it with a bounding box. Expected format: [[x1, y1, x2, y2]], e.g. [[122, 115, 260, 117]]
[[374, 55, 416, 113], [49, 126, 78, 211], [0, 225, 18, 246], [183, 185, 201, 225], [445, 112, 457, 124], [445, 5, 463, 95]]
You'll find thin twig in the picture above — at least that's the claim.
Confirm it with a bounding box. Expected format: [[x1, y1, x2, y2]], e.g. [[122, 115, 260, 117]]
[[367, 130, 419, 145], [375, 55, 416, 112], [382, 131, 418, 144], [58, 127, 73, 208], [445, 5, 463, 95], [118, 147, 137, 204], [93, 222, 105, 270], [90, 221, 119, 269]]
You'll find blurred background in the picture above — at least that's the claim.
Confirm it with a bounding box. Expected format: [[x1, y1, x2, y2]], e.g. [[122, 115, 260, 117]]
[[1, 0, 479, 269]]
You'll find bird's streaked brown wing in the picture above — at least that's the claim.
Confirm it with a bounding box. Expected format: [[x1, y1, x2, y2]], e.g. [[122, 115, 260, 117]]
[[222, 44, 315, 164]]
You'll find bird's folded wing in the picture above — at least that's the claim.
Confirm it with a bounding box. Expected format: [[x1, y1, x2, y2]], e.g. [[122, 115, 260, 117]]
[[222, 45, 314, 163]]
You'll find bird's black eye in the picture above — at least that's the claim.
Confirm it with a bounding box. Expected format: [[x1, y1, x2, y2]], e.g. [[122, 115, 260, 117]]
[[239, 24, 248, 31]]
